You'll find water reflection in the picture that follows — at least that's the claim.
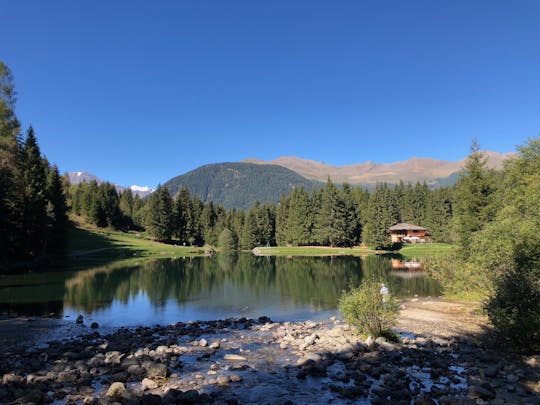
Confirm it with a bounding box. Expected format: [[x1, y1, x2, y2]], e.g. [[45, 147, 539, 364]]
[[1, 255, 441, 325]]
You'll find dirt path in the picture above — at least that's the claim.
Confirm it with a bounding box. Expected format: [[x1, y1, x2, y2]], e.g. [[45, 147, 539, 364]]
[[396, 297, 491, 341]]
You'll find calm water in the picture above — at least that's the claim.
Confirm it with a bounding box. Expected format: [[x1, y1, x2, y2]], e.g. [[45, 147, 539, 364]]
[[0, 255, 440, 327]]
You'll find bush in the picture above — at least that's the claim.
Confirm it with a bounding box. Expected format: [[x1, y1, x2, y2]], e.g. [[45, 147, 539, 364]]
[[339, 280, 399, 338], [485, 264, 540, 353]]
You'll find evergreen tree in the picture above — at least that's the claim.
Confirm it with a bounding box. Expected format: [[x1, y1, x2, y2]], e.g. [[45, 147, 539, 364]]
[[0, 61, 22, 258], [20, 127, 48, 257], [425, 187, 453, 242], [173, 187, 191, 242], [241, 207, 259, 249], [201, 201, 217, 245], [286, 187, 311, 245], [341, 183, 361, 246], [145, 185, 174, 241], [275, 194, 289, 246], [453, 139, 497, 253], [257, 203, 275, 246], [363, 183, 399, 249], [45, 164, 69, 251], [118, 189, 134, 226], [132, 194, 146, 229], [315, 179, 348, 247]]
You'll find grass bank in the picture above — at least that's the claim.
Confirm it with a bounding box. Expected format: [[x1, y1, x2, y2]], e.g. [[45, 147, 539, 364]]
[[66, 223, 207, 271], [398, 243, 455, 258], [252, 246, 379, 256]]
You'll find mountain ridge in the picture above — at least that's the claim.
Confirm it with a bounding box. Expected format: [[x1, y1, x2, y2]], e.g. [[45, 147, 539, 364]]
[[242, 151, 512, 185]]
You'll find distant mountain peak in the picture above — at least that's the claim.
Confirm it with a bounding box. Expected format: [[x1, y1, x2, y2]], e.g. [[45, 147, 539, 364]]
[[67, 171, 154, 197]]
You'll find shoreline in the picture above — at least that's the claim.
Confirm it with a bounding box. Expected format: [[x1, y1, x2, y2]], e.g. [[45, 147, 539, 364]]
[[1, 298, 538, 404]]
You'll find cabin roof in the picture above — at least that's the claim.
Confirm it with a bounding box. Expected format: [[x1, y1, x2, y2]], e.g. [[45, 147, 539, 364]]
[[389, 222, 427, 231]]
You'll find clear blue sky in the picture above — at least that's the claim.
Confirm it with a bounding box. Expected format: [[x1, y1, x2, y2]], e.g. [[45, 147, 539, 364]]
[[2, 1, 539, 187]]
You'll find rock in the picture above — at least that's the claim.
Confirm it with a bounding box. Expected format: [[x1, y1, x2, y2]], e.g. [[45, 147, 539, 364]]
[[230, 373, 242, 382], [199, 338, 208, 347], [506, 373, 519, 383], [104, 351, 124, 365], [525, 355, 540, 367], [90, 322, 99, 329], [76, 314, 84, 324], [468, 385, 496, 400], [297, 353, 322, 366], [143, 361, 168, 378], [142, 377, 159, 390], [209, 341, 220, 349], [2, 373, 23, 384], [142, 393, 162, 405], [106, 382, 126, 397], [127, 364, 146, 377], [380, 341, 397, 351], [375, 336, 387, 345], [56, 369, 79, 383], [224, 354, 247, 361], [217, 375, 230, 385], [484, 365, 499, 378], [280, 341, 288, 350], [365, 336, 375, 348]]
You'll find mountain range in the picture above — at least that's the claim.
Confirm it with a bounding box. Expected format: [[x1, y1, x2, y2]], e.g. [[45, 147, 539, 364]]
[[69, 151, 513, 208], [243, 151, 511, 185]]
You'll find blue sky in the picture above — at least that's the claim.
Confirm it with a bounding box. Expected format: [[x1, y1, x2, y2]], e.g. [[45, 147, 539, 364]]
[[2, 1, 539, 187]]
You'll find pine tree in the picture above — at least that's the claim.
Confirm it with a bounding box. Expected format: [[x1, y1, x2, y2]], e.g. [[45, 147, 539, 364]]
[[341, 183, 361, 246], [315, 179, 348, 247], [146, 185, 174, 241], [275, 194, 289, 246], [0, 61, 22, 258], [363, 183, 399, 249], [20, 127, 48, 257], [201, 201, 217, 245], [286, 187, 311, 245], [241, 207, 259, 249], [173, 187, 191, 242], [453, 139, 497, 253], [45, 164, 69, 252], [118, 189, 134, 226]]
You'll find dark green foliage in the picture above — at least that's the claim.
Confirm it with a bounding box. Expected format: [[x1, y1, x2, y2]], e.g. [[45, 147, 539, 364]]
[[363, 184, 399, 249], [145, 185, 174, 242], [286, 187, 312, 246], [339, 280, 399, 337], [341, 183, 361, 246], [315, 179, 348, 247], [453, 139, 497, 253], [218, 228, 237, 251], [163, 162, 320, 209], [45, 165, 69, 252], [0, 62, 22, 258], [20, 127, 48, 257], [201, 201, 217, 245], [486, 260, 539, 352]]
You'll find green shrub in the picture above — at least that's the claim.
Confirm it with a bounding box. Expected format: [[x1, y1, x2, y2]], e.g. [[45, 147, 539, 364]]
[[339, 280, 399, 338], [218, 228, 237, 251], [485, 263, 540, 353]]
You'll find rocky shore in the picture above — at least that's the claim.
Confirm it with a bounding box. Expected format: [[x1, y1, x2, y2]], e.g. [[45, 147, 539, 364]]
[[1, 302, 539, 404]]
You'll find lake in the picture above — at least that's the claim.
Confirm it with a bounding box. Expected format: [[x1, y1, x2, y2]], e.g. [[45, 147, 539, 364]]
[[0, 255, 440, 327]]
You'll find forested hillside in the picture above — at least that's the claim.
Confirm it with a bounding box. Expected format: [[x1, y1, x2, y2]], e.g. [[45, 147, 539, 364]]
[[163, 162, 320, 209]]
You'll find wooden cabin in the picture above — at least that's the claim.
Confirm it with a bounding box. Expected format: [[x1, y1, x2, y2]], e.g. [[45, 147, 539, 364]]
[[389, 223, 427, 243]]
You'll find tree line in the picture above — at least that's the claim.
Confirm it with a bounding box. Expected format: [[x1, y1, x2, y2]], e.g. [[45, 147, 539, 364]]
[[69, 173, 456, 251], [0, 62, 69, 263]]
